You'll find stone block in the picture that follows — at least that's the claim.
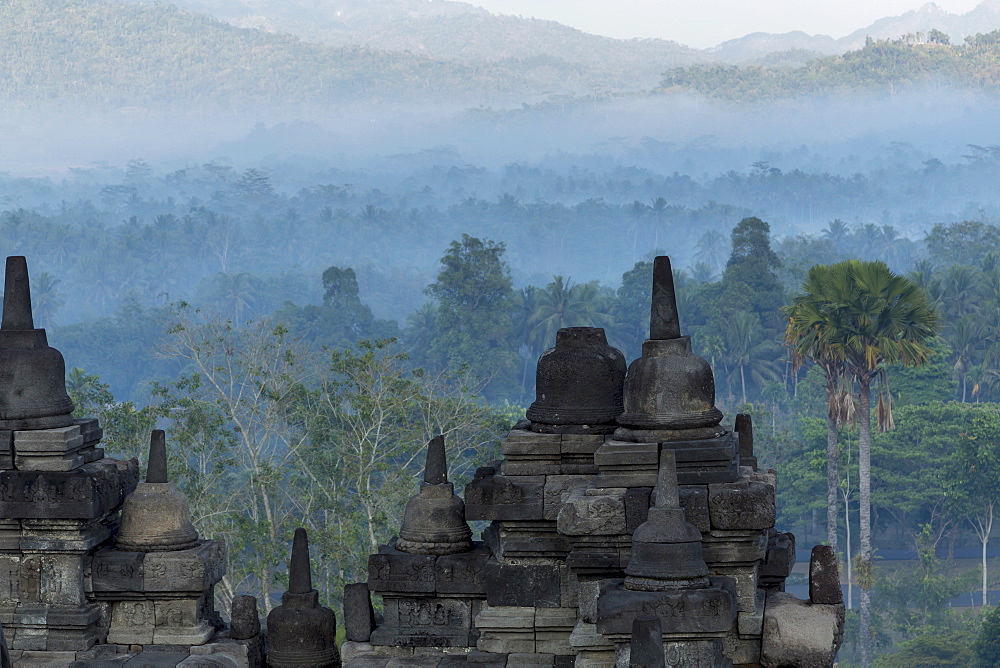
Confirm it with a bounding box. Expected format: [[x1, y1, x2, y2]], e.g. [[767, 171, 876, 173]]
[[475, 605, 535, 630], [106, 600, 156, 645], [465, 473, 545, 521], [13, 426, 84, 454], [708, 479, 775, 531], [14, 453, 86, 472], [502, 431, 561, 457], [593, 441, 658, 468], [615, 638, 727, 668], [809, 545, 843, 605], [477, 633, 534, 654], [534, 607, 577, 630], [374, 596, 472, 628], [737, 591, 765, 637], [501, 461, 561, 476], [760, 592, 844, 667], [485, 561, 561, 607], [678, 486, 710, 533], [724, 629, 761, 665], [709, 564, 759, 613], [0, 431, 12, 470], [544, 475, 597, 521], [436, 545, 490, 595], [624, 487, 651, 533], [0, 458, 138, 520], [702, 530, 767, 565], [507, 653, 554, 665], [466, 650, 508, 665], [560, 434, 605, 455], [91, 549, 145, 593], [596, 581, 735, 635], [760, 531, 795, 585], [344, 583, 377, 643], [143, 541, 225, 594], [535, 631, 573, 655], [368, 549, 436, 594], [341, 641, 414, 664], [557, 489, 626, 536]]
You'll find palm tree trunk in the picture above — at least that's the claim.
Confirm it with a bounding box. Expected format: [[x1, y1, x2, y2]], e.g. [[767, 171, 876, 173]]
[[827, 412, 840, 555], [858, 377, 874, 668], [740, 363, 747, 406]]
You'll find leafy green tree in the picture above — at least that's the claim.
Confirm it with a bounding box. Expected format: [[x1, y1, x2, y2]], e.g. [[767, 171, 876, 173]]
[[973, 605, 1000, 667], [721, 311, 781, 406], [786, 260, 939, 667], [425, 235, 518, 400], [944, 405, 1000, 607]]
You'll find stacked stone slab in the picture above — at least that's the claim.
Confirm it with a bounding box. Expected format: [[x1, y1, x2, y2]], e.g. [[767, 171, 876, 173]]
[[0, 257, 142, 658]]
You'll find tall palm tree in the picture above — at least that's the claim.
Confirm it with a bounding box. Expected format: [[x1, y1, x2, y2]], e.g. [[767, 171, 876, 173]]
[[30, 272, 65, 328], [787, 260, 938, 668], [722, 311, 781, 406], [786, 264, 853, 559]]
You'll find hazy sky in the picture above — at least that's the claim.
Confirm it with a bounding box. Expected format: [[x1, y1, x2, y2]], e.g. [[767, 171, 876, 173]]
[[467, 0, 985, 47]]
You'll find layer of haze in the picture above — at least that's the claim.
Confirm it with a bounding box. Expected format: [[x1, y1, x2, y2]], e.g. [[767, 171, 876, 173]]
[[467, 0, 984, 46]]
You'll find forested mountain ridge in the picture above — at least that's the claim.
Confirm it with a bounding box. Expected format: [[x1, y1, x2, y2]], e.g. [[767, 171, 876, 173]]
[[10, 0, 1000, 113], [659, 33, 1000, 100], [128, 0, 708, 88], [0, 0, 643, 112]]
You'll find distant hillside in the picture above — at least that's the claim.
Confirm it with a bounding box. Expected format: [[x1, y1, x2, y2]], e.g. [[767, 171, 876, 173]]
[[2, 0, 697, 113], [710, 1, 1000, 63], [659, 33, 1000, 101], [124, 0, 708, 92]]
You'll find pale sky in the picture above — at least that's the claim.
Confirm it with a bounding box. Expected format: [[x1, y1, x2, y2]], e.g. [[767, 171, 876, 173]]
[[466, 0, 985, 48]]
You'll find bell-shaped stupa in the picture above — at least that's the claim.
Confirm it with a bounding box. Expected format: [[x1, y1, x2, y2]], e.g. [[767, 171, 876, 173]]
[[116, 430, 200, 552], [266, 528, 340, 667], [526, 326, 626, 433], [396, 434, 473, 555], [616, 256, 724, 441], [0, 256, 75, 430], [624, 450, 709, 591]]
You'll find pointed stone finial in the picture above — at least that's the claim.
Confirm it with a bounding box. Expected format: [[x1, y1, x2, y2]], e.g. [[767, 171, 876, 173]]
[[653, 449, 679, 509], [424, 434, 447, 485], [146, 430, 168, 483], [289, 527, 313, 594], [2, 256, 34, 331], [649, 256, 680, 340], [630, 616, 666, 667]]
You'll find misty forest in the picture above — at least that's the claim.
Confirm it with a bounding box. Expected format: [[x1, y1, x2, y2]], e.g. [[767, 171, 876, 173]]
[[14, 0, 1000, 665]]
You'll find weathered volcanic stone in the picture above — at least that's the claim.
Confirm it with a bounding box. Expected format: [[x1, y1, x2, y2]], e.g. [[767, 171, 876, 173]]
[[485, 560, 561, 607], [397, 435, 473, 555], [0, 256, 75, 431], [616, 257, 724, 435], [760, 591, 845, 667], [707, 479, 775, 531], [526, 327, 626, 428], [266, 528, 340, 667], [0, 621, 9, 668], [760, 531, 795, 589], [464, 468, 544, 521], [597, 580, 736, 635], [629, 616, 665, 667], [116, 431, 199, 552], [809, 545, 843, 605], [735, 413, 758, 470], [230, 594, 260, 640], [435, 544, 491, 595], [368, 546, 437, 594], [344, 583, 377, 642]]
